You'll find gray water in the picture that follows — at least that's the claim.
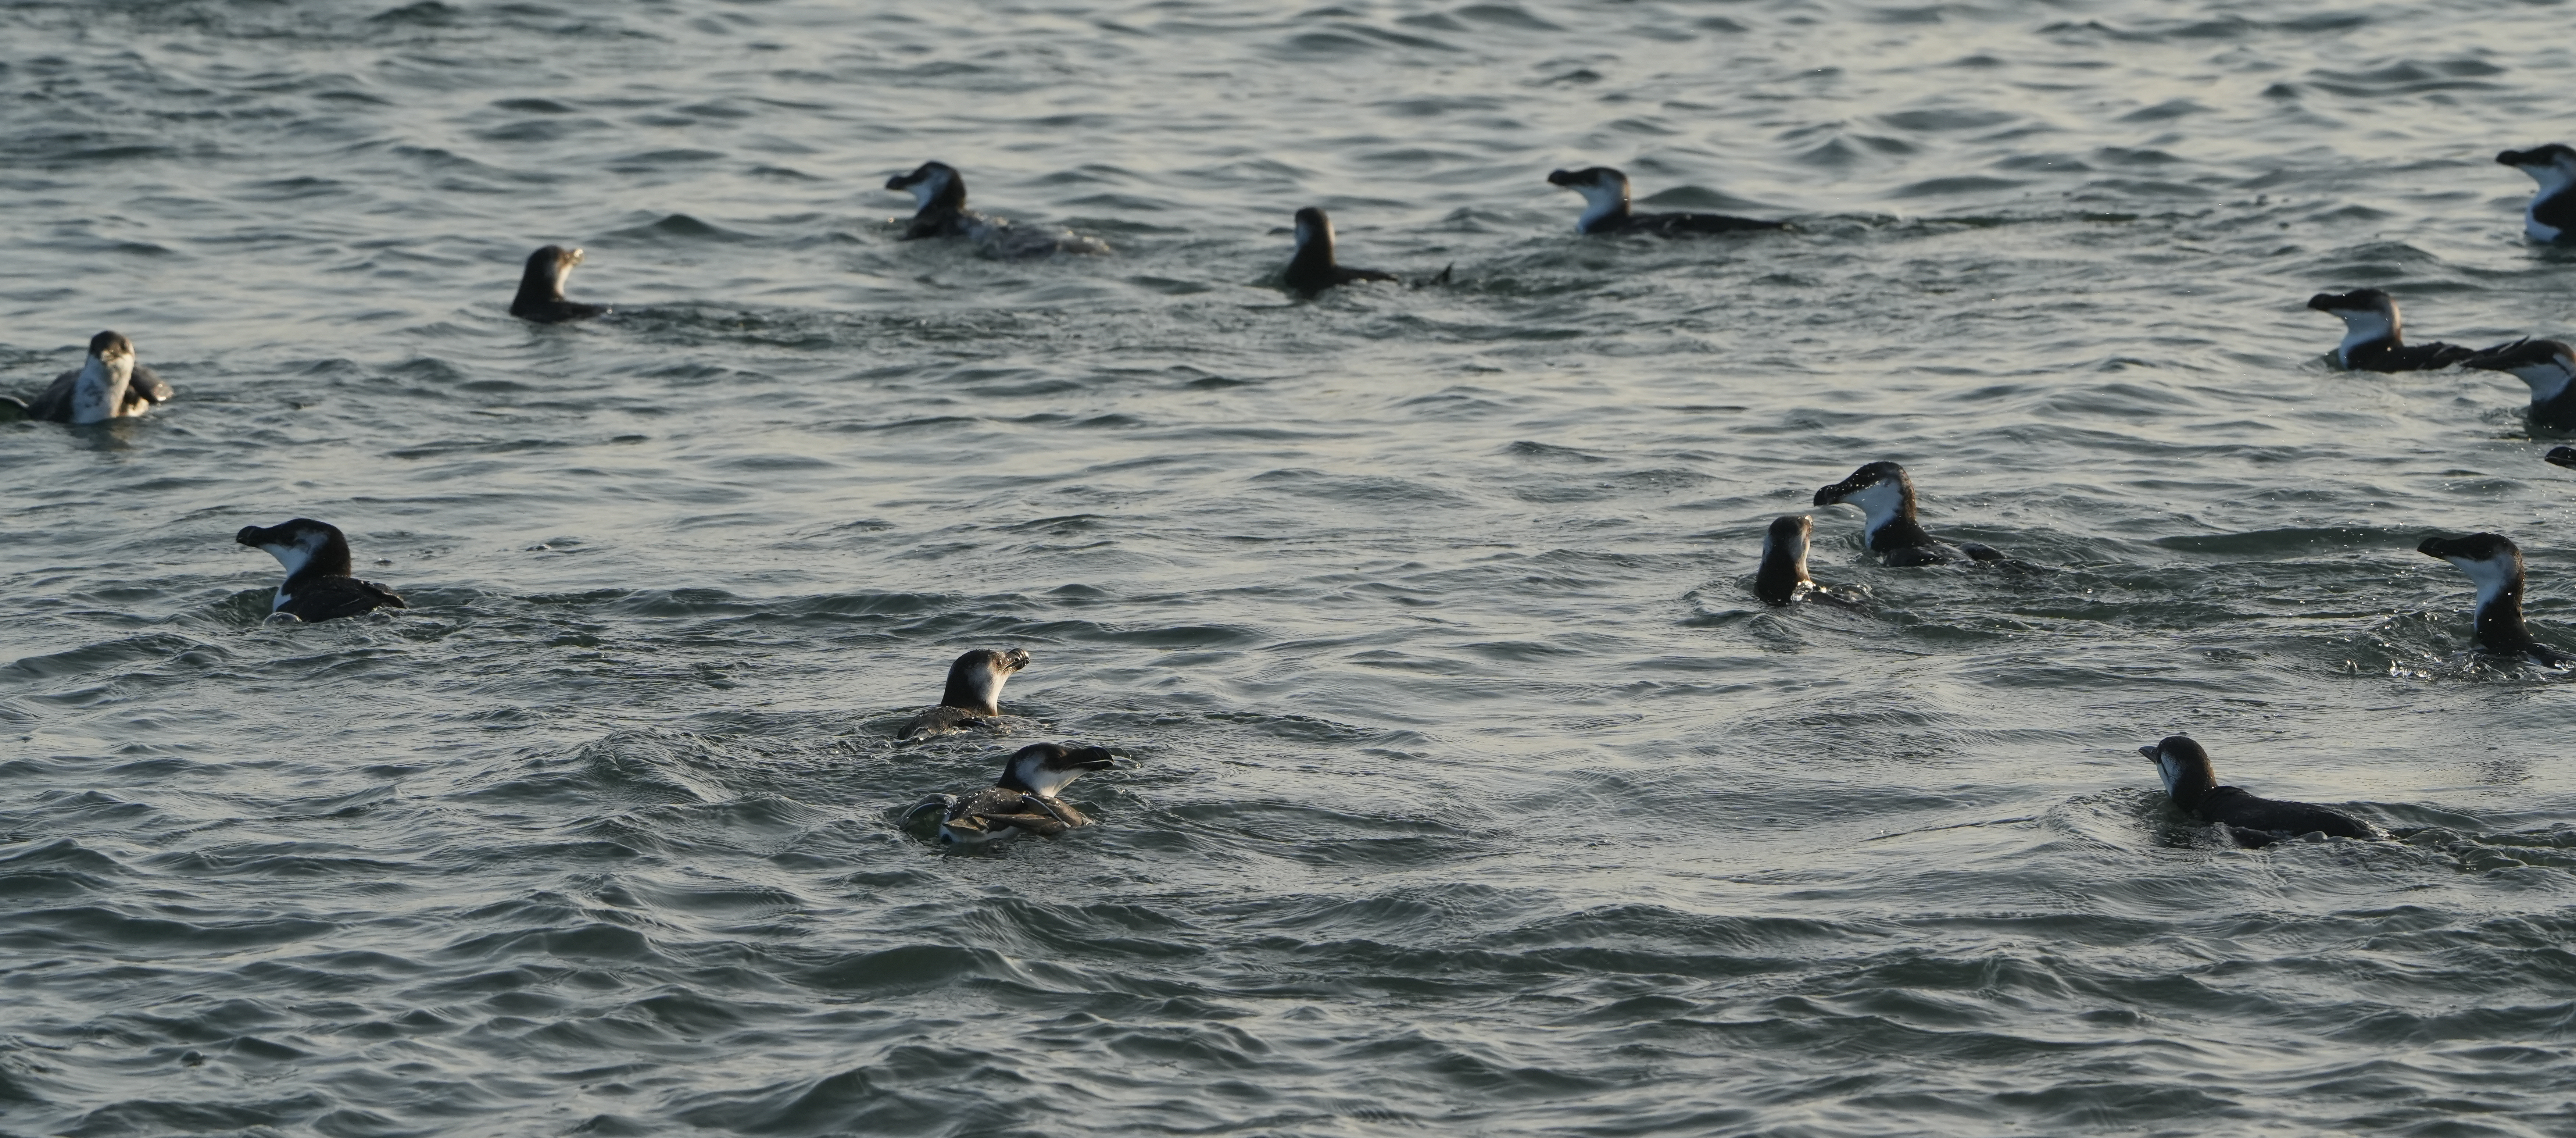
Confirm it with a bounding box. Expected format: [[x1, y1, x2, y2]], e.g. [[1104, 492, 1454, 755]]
[[8, 0, 2576, 1134]]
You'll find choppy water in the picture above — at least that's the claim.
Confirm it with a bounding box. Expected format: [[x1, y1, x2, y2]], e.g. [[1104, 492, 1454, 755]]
[[8, 0, 2576, 1134]]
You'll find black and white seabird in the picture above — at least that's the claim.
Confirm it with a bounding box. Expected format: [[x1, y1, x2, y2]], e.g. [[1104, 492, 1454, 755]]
[[1280, 206, 1409, 297], [509, 246, 607, 324], [2137, 735, 2380, 848], [898, 648, 1032, 739], [2306, 289, 2495, 372], [883, 161, 1108, 258], [902, 742, 1118, 846], [2497, 144, 2576, 244], [2417, 532, 2570, 664], [1754, 514, 1861, 606], [235, 518, 408, 623], [2464, 339, 2576, 429], [1545, 167, 1783, 237], [2, 332, 173, 424], [1811, 462, 2006, 566]]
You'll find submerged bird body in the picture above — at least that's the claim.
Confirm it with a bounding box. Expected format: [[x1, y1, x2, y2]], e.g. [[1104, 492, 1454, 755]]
[[235, 518, 407, 623], [2497, 144, 2576, 244], [8, 332, 172, 424], [2464, 339, 2576, 429], [1281, 207, 1401, 297], [898, 649, 1033, 739], [883, 161, 1106, 258], [905, 743, 1117, 846], [2306, 289, 2488, 372], [2139, 735, 2379, 847], [2418, 532, 2569, 664], [509, 245, 606, 323], [1811, 462, 2006, 566], [1545, 167, 1782, 236]]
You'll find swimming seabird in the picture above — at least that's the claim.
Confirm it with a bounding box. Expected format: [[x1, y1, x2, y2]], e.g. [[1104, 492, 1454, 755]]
[[1545, 166, 1783, 236], [883, 161, 1109, 258], [898, 648, 1032, 739], [2305, 289, 2493, 372], [235, 518, 408, 623], [2, 332, 173, 424], [509, 245, 607, 324], [902, 742, 1118, 846]]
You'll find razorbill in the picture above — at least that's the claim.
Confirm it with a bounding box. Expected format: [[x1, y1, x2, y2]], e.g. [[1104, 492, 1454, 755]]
[[1281, 206, 1415, 297], [2138, 735, 2380, 848], [2, 332, 173, 424], [235, 518, 408, 623], [509, 246, 607, 324], [2306, 289, 2493, 372], [898, 648, 1032, 739], [2464, 339, 2576, 429], [883, 161, 1108, 258], [2417, 532, 2570, 664], [1545, 167, 1783, 236], [1812, 462, 2007, 566], [2496, 144, 2576, 244], [1754, 514, 1861, 606], [902, 742, 1117, 846]]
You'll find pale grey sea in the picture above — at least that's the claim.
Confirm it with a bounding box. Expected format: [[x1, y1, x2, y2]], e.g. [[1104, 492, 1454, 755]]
[[7, 0, 2576, 1134]]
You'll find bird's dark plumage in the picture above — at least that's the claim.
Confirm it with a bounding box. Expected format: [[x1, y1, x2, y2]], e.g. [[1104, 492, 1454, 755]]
[[2418, 532, 2569, 665], [904, 743, 1118, 846], [236, 518, 407, 623], [1546, 166, 1783, 236], [897, 648, 1033, 739], [510, 245, 606, 323], [2306, 289, 2493, 372], [2140, 736, 2379, 848], [8, 332, 172, 423], [1811, 461, 2007, 567], [2497, 145, 2576, 243], [1282, 207, 1402, 297]]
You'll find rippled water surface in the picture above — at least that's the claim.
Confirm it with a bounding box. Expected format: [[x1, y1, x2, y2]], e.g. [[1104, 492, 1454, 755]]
[[8, 0, 2576, 1134]]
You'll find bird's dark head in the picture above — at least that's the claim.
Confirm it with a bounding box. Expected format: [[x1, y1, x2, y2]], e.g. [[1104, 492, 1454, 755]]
[[2137, 735, 2217, 802], [2464, 339, 2576, 402], [886, 161, 965, 211], [1292, 206, 1334, 256], [520, 245, 584, 300], [2497, 143, 2576, 179], [940, 648, 1032, 714], [2419, 532, 2526, 607], [998, 742, 1117, 796], [1764, 514, 1814, 562], [1813, 460, 1913, 510], [235, 518, 355, 581], [86, 331, 135, 364]]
